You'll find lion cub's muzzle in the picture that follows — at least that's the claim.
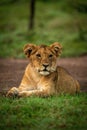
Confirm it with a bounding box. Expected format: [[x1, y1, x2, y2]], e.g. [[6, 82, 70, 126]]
[[39, 63, 50, 76]]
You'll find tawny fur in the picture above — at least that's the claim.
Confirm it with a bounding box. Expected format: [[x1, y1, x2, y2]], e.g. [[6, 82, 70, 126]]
[[6, 42, 80, 97]]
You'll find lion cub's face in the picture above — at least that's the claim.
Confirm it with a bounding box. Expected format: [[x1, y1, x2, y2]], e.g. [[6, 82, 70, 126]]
[[24, 42, 62, 76]]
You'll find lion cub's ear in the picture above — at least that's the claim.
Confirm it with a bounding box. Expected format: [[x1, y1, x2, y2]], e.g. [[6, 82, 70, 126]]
[[23, 44, 37, 58], [50, 42, 62, 56]]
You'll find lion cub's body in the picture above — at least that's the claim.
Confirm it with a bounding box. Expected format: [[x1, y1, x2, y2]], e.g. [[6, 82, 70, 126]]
[[7, 42, 80, 97]]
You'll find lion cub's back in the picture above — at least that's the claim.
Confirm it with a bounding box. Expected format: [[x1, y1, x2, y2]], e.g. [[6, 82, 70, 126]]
[[56, 66, 80, 94]]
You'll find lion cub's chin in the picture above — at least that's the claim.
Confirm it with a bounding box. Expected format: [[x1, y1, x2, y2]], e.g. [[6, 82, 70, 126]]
[[39, 71, 50, 76]]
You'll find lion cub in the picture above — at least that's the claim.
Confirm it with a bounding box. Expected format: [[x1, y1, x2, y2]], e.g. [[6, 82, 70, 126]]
[[6, 42, 80, 97]]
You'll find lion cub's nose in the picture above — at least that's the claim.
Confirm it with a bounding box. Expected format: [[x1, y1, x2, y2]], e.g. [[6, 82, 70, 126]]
[[43, 64, 49, 68]]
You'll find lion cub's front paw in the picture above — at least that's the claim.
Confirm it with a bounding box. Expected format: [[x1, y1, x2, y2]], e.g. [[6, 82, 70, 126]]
[[6, 87, 19, 98]]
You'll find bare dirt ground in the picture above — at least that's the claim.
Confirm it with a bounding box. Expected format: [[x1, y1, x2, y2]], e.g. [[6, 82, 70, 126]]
[[0, 56, 87, 95]]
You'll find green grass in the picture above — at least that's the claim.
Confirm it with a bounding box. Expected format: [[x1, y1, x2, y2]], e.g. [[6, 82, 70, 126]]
[[0, 1, 87, 58], [0, 93, 87, 130]]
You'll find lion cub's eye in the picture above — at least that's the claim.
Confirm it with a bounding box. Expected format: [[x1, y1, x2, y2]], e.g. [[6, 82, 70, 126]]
[[36, 54, 41, 58], [49, 54, 53, 58]]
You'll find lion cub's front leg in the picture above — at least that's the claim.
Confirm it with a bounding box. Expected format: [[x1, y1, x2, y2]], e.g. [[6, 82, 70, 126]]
[[18, 89, 52, 97], [6, 87, 19, 97], [18, 83, 55, 97]]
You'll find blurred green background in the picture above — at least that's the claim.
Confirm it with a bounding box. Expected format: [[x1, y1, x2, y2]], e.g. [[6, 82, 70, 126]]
[[0, 0, 87, 58]]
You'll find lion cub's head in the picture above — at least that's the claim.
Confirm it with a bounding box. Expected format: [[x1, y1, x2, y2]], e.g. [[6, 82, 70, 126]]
[[24, 42, 62, 76]]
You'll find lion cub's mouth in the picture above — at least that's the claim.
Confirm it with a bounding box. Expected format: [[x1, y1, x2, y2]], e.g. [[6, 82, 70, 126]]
[[43, 68, 48, 71], [39, 69, 50, 76]]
